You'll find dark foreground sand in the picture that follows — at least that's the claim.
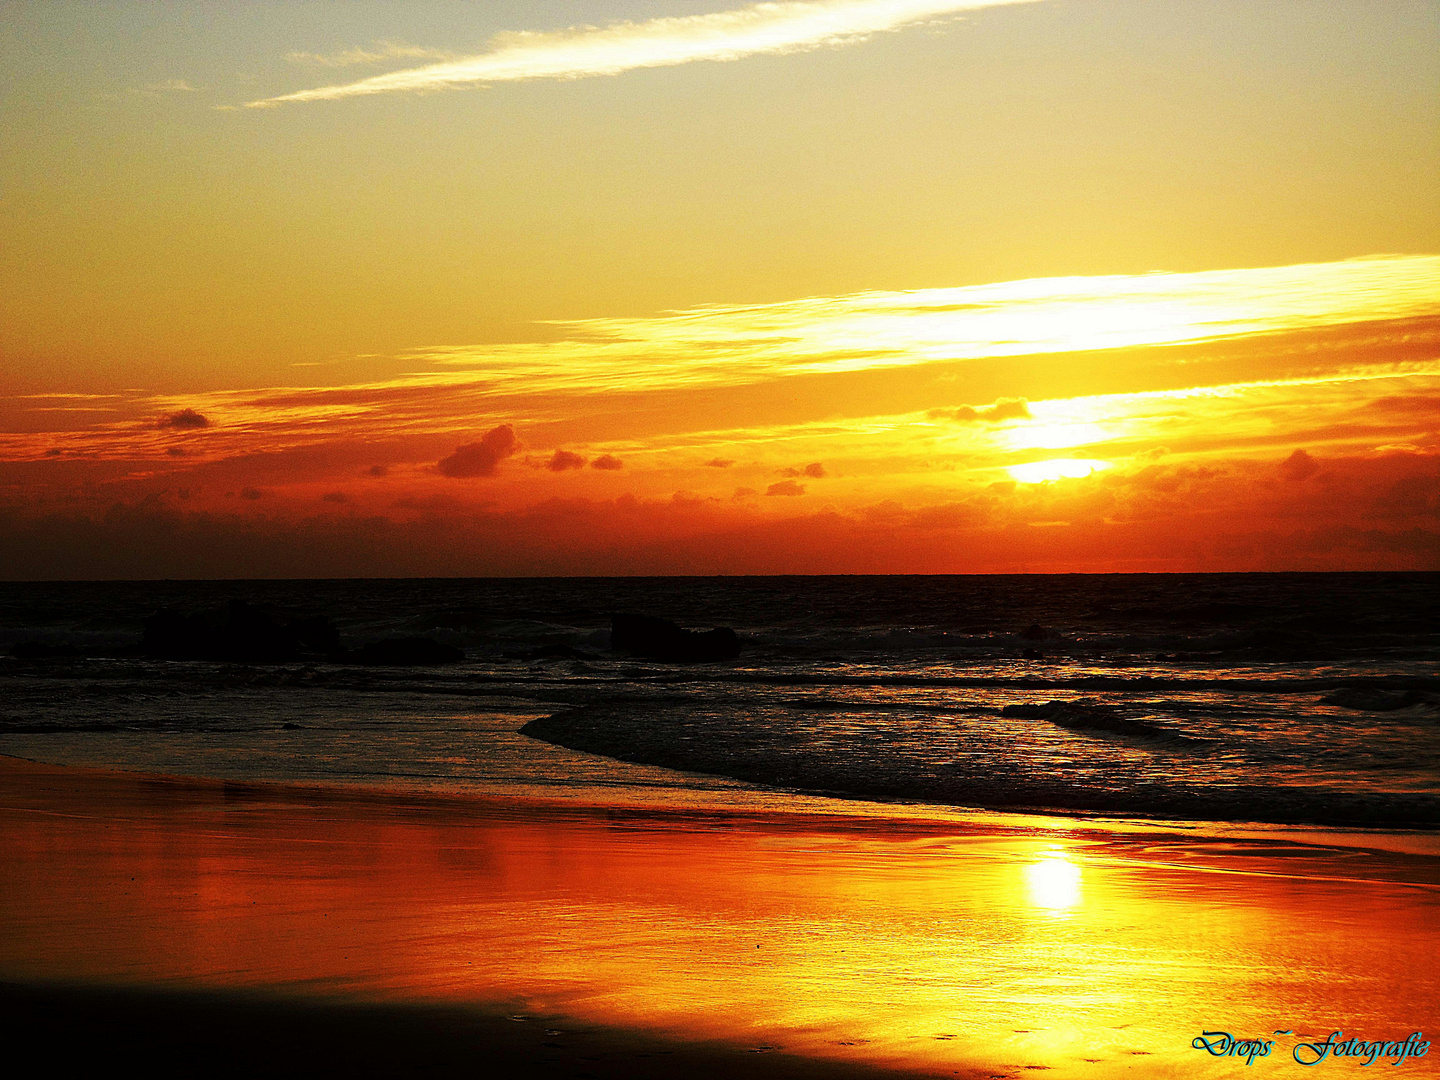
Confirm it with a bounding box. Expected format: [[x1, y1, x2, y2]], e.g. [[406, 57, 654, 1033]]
[[2, 755, 1437, 1078], [0, 982, 933, 1080]]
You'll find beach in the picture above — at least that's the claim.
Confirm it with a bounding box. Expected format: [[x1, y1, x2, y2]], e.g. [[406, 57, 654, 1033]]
[[3, 753, 1436, 1077], [6, 0, 1438, 1071]]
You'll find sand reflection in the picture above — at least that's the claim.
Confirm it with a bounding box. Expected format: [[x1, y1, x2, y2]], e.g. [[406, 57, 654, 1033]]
[[1024, 847, 1082, 912], [2, 759, 1436, 1078]]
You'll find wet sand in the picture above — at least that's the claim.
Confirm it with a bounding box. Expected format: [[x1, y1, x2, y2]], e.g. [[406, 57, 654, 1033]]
[[2, 755, 1437, 1077], [0, 981, 934, 1080]]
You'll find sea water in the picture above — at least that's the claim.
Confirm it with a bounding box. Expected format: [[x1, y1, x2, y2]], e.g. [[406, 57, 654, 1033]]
[[0, 574, 1435, 830]]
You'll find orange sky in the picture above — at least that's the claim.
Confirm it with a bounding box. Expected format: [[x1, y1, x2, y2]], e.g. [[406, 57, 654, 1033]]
[[1, 1, 1437, 577]]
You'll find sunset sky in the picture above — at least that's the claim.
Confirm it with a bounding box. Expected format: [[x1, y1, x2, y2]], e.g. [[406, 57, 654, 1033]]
[[2, 0, 1437, 577]]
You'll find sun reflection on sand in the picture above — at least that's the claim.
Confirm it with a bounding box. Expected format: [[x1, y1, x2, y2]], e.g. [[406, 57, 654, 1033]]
[[1024, 848, 1082, 913], [2, 761, 1438, 1079]]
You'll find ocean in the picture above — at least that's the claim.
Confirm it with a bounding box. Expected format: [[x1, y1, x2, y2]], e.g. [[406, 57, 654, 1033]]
[[1, 574, 1436, 831]]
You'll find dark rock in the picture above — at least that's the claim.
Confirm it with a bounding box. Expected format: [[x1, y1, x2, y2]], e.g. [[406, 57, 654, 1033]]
[[288, 615, 341, 654], [11, 641, 84, 659], [611, 613, 742, 662], [432, 608, 485, 629], [1321, 688, 1428, 712], [142, 609, 205, 659], [1002, 699, 1169, 739], [352, 636, 464, 666], [143, 601, 341, 663], [1020, 647, 1045, 660], [1019, 623, 1050, 640]]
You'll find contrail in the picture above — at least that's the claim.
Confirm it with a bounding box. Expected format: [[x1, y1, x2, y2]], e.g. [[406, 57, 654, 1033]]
[[246, 0, 1042, 108]]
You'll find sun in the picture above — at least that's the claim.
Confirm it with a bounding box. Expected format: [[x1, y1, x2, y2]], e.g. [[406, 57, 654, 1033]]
[[1007, 458, 1112, 484]]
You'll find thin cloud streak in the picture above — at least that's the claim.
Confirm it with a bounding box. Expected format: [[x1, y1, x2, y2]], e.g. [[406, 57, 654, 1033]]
[[414, 255, 1440, 396], [247, 0, 1041, 107], [285, 43, 455, 68]]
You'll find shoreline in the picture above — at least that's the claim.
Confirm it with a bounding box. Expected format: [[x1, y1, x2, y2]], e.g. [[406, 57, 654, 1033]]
[[4, 749, 1438, 858]]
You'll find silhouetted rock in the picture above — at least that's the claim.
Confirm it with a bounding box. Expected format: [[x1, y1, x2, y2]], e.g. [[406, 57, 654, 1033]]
[[432, 609, 485, 629], [611, 613, 742, 663], [1020, 647, 1044, 660], [140, 602, 463, 666], [288, 615, 341, 654], [1321, 687, 1428, 712], [143, 601, 341, 663], [1019, 624, 1050, 640], [1002, 700, 1168, 739], [352, 636, 464, 666], [143, 610, 204, 659], [11, 641, 84, 659]]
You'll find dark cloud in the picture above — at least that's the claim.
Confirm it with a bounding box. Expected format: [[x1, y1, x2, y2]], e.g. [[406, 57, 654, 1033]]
[[547, 450, 587, 472], [322, 492, 348, 503], [166, 447, 186, 458], [367, 464, 389, 477], [705, 458, 735, 468], [733, 487, 757, 498], [591, 454, 623, 471], [160, 408, 210, 429], [1281, 448, 1319, 482], [933, 398, 1031, 423], [1125, 463, 1223, 494], [1369, 470, 1440, 518], [1282, 524, 1440, 560], [803, 462, 826, 478], [437, 425, 518, 478], [3, 460, 1437, 580], [240, 488, 263, 500], [766, 480, 805, 497]]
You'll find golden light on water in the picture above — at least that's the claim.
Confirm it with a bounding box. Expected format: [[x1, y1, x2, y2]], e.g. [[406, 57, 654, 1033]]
[[1024, 849, 1083, 912]]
